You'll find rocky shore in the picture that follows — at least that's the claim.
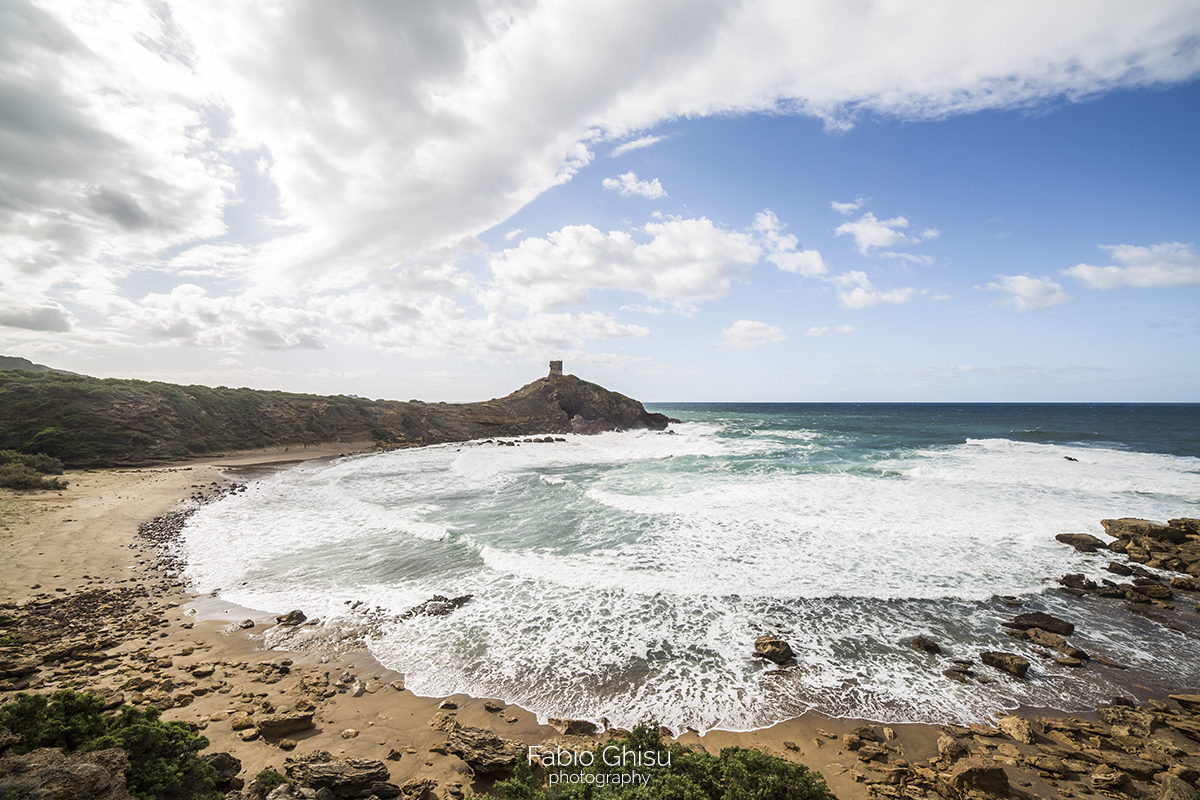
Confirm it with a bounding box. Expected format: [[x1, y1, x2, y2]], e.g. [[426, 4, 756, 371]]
[[1, 456, 1199, 800]]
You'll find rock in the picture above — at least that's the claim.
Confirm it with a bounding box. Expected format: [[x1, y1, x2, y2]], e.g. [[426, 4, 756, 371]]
[[910, 636, 941, 654], [1170, 694, 1200, 713], [428, 715, 523, 775], [998, 715, 1035, 744], [286, 757, 391, 795], [943, 666, 975, 682], [947, 757, 1010, 795], [1091, 767, 1131, 792], [341, 728, 358, 739], [1170, 577, 1200, 592], [276, 610, 307, 625], [1102, 518, 1189, 544], [1099, 705, 1155, 736], [1107, 561, 1135, 576], [1169, 518, 1200, 535], [0, 656, 39, 680], [1056, 533, 1108, 552], [1162, 715, 1200, 741], [0, 747, 133, 800], [981, 651, 1030, 679], [753, 635, 796, 664], [256, 712, 315, 739], [202, 751, 244, 791], [937, 735, 970, 761], [1002, 611, 1075, 636], [229, 712, 256, 731], [483, 700, 504, 713], [1160, 775, 1200, 800], [1059, 573, 1098, 590], [548, 718, 598, 736]]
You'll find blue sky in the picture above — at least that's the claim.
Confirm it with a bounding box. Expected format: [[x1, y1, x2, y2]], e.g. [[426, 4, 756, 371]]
[[2, 1, 1199, 402]]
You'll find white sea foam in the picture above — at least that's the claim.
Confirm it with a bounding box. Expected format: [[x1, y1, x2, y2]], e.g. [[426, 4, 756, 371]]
[[180, 418, 1200, 732]]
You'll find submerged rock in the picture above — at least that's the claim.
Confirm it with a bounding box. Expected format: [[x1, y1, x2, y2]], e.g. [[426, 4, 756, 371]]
[[753, 635, 796, 664]]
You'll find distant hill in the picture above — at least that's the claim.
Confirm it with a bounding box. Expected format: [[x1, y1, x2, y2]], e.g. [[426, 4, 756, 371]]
[[0, 355, 77, 375], [0, 365, 672, 467]]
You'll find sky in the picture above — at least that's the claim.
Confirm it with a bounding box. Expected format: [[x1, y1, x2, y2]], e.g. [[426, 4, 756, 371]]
[[2, 0, 1199, 402]]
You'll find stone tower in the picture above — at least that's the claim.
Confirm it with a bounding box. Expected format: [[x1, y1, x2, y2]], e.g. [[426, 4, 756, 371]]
[[549, 360, 563, 377]]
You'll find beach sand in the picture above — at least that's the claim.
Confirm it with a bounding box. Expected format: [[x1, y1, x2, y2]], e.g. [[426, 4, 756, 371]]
[[3, 446, 1199, 799]]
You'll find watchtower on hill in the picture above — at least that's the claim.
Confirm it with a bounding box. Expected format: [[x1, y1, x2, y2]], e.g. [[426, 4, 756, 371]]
[[549, 360, 563, 377]]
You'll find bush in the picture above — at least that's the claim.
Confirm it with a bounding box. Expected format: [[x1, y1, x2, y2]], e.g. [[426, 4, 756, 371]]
[[0, 450, 63, 474], [494, 721, 834, 800], [0, 463, 67, 490], [251, 768, 292, 798], [0, 690, 218, 800]]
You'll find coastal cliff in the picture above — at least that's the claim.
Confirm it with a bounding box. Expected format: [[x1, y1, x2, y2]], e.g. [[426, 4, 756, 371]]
[[0, 361, 673, 466]]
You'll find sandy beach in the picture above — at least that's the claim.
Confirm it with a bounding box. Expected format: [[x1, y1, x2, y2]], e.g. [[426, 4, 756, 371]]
[[3, 447, 1200, 799]]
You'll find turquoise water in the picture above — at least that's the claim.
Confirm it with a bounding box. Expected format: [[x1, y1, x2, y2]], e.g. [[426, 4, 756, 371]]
[[182, 403, 1200, 731]]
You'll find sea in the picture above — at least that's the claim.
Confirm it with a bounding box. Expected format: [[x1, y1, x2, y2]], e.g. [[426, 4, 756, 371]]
[[179, 403, 1200, 734]]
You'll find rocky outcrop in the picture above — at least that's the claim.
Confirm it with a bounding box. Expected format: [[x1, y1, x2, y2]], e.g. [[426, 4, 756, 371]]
[[428, 713, 524, 775], [1055, 532, 1108, 552], [283, 751, 395, 797], [1097, 518, 1200, 576], [0, 747, 133, 800], [1001, 611, 1075, 636], [980, 651, 1030, 679]]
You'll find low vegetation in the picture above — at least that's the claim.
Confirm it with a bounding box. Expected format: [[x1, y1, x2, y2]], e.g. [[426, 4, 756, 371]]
[[0, 450, 67, 490], [494, 722, 834, 800], [0, 689, 218, 800]]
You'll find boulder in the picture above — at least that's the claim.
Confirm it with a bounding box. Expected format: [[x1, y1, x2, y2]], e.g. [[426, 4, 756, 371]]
[[1170, 694, 1200, 713], [937, 735, 970, 761], [548, 718, 598, 736], [909, 636, 941, 654], [429, 714, 523, 775], [1170, 577, 1200, 592], [1091, 767, 1132, 792], [1056, 533, 1108, 552], [981, 651, 1030, 679], [276, 610, 307, 626], [1059, 573, 1097, 590], [997, 715, 1035, 744], [1002, 611, 1074, 636], [1168, 518, 1200, 535], [1107, 561, 1135, 576], [947, 757, 1010, 795], [285, 755, 391, 796], [754, 635, 796, 665], [1160, 774, 1200, 800], [201, 751, 244, 791], [257, 712, 316, 739]]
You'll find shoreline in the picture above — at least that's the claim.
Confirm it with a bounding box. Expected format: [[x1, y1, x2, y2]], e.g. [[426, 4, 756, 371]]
[[2, 446, 1199, 798]]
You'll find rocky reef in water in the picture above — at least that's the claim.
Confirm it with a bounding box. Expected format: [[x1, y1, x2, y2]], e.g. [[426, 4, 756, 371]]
[[0, 361, 676, 466]]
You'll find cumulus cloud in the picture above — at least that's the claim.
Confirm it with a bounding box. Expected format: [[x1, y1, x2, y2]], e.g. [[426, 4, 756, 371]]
[[831, 198, 863, 216], [833, 271, 917, 309], [602, 171, 667, 199], [835, 213, 939, 255], [986, 274, 1073, 311], [1063, 242, 1200, 288], [488, 215, 760, 310], [0, 302, 75, 332], [753, 210, 827, 277], [720, 320, 787, 350], [611, 135, 664, 157], [4, 0, 1200, 360]]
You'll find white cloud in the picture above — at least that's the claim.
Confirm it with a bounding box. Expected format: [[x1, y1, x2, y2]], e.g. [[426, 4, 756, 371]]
[[1063, 242, 1200, 288], [4, 0, 1200, 361], [602, 171, 667, 199], [611, 135, 664, 157], [806, 324, 855, 336], [489, 216, 760, 310], [504, 228, 525, 241], [753, 210, 827, 277], [837, 324, 856, 333], [831, 199, 863, 216], [720, 320, 787, 350], [833, 271, 917, 309], [0, 301, 75, 333], [835, 213, 939, 255], [986, 274, 1073, 311]]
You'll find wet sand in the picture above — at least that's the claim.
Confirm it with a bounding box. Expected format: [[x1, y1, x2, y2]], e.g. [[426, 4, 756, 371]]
[[2, 445, 1199, 798]]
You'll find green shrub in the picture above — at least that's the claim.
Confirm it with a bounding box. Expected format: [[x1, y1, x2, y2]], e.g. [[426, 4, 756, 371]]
[[0, 463, 68, 490], [0, 450, 63, 474], [495, 722, 833, 800], [0, 690, 218, 800], [251, 768, 292, 798]]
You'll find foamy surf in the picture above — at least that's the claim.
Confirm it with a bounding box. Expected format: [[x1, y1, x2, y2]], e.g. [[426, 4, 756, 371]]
[[181, 403, 1200, 733]]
